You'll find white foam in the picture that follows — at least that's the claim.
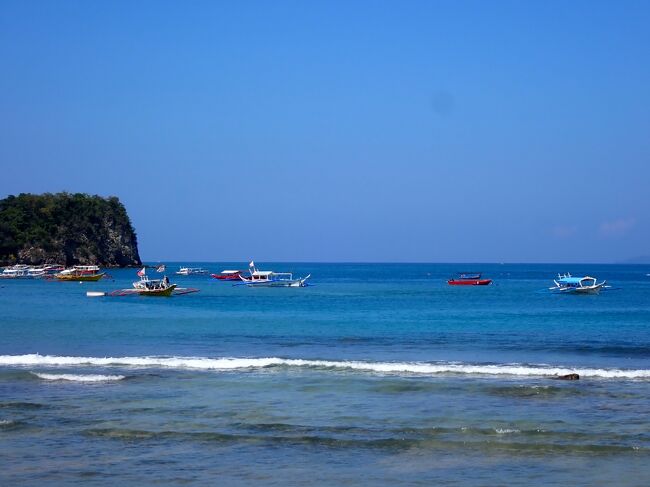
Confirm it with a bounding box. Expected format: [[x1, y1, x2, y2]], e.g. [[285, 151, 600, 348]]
[[0, 354, 647, 379], [495, 428, 520, 434], [31, 372, 126, 382]]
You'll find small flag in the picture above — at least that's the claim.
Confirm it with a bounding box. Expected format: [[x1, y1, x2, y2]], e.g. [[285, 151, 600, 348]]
[[249, 261, 255, 269], [156, 264, 166, 273], [137, 267, 146, 277]]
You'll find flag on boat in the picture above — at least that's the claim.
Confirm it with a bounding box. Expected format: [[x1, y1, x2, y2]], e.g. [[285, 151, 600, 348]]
[[156, 264, 166, 273], [137, 267, 146, 277], [249, 261, 255, 269]]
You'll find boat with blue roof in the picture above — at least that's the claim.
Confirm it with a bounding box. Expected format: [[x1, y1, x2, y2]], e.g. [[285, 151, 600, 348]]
[[549, 273, 606, 294]]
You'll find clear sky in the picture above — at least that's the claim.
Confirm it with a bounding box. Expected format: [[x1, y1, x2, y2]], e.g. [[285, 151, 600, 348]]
[[1, 0, 648, 263]]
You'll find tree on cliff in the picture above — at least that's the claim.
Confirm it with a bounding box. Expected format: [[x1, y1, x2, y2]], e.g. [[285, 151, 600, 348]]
[[0, 192, 142, 267]]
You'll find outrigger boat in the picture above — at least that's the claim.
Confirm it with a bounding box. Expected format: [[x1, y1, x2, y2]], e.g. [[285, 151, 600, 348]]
[[448, 273, 492, 286], [1, 264, 66, 279], [238, 270, 311, 287], [0, 265, 30, 279], [211, 270, 245, 281], [236, 262, 310, 287], [176, 266, 209, 276], [132, 275, 177, 296], [549, 273, 607, 294], [54, 265, 105, 282], [106, 272, 199, 297]]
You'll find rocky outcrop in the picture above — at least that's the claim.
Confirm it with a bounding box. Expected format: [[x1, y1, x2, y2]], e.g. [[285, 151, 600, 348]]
[[0, 193, 141, 267], [555, 373, 580, 381]]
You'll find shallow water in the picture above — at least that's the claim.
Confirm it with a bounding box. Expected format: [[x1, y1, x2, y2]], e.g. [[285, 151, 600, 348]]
[[1, 263, 649, 485]]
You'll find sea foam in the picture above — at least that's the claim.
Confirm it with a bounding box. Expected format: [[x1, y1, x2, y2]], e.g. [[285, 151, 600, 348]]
[[31, 372, 126, 382], [1, 354, 648, 379]]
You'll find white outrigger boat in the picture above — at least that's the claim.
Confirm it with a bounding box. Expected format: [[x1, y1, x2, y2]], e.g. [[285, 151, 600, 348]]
[[0, 264, 30, 279], [175, 266, 209, 276], [236, 262, 310, 287], [1, 264, 66, 279], [549, 273, 607, 294]]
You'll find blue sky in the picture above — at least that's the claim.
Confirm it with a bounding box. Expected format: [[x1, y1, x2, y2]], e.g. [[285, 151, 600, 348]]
[[1, 1, 648, 262]]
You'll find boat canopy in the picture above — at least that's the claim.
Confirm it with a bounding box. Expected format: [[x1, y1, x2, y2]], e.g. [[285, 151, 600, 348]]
[[558, 276, 597, 286], [221, 270, 241, 274], [458, 273, 481, 279], [252, 271, 273, 276]]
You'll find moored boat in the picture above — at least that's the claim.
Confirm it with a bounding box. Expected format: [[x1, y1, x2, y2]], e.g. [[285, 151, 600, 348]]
[[211, 270, 245, 281], [236, 262, 310, 287], [55, 265, 105, 281], [448, 273, 492, 286], [132, 275, 177, 296], [549, 273, 606, 294], [106, 269, 198, 297], [176, 266, 209, 276], [0, 265, 30, 279]]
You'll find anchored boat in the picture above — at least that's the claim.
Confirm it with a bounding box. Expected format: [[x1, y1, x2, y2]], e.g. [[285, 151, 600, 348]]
[[447, 273, 492, 286], [132, 275, 177, 296], [211, 270, 245, 281], [106, 270, 199, 297], [55, 265, 105, 282], [175, 266, 209, 276], [549, 273, 606, 294], [236, 261, 310, 287], [0, 265, 30, 279]]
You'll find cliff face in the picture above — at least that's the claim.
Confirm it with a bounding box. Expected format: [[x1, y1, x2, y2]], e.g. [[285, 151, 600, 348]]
[[0, 193, 142, 267]]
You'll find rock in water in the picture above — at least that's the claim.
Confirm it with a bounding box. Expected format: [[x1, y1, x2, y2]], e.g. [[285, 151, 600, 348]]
[[0, 192, 142, 267], [556, 373, 580, 380]]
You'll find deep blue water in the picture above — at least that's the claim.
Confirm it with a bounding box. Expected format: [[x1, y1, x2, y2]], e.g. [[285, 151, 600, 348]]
[[1, 263, 649, 486]]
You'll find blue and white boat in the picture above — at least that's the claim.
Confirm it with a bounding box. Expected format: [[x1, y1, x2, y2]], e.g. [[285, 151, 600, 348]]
[[549, 273, 606, 294], [236, 262, 310, 287]]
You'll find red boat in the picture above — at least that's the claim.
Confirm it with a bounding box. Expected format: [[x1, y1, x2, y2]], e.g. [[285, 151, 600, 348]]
[[211, 270, 245, 281], [447, 273, 492, 286]]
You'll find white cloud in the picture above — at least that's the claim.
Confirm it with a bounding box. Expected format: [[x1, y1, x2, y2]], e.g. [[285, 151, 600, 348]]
[[598, 217, 636, 237], [551, 225, 577, 239]]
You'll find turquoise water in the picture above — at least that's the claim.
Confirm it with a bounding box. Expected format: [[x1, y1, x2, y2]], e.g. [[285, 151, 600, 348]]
[[1, 263, 649, 485]]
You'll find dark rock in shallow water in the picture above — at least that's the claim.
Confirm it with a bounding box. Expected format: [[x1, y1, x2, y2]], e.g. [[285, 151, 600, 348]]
[[555, 373, 580, 380], [0, 192, 141, 267]]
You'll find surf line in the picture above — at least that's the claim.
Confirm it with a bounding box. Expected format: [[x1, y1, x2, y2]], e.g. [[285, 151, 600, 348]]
[[2, 354, 649, 379]]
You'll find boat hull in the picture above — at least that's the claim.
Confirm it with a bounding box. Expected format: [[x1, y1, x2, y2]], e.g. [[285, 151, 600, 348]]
[[56, 273, 105, 282], [448, 279, 492, 286], [137, 284, 177, 296], [557, 283, 605, 294], [244, 280, 308, 287], [211, 274, 242, 281]]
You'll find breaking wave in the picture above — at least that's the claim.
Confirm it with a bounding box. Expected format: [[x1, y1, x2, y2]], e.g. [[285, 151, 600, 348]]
[[31, 372, 126, 382], [0, 354, 648, 379]]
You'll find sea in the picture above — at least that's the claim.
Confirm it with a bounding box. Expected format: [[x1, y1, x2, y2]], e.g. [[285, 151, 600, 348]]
[[1, 263, 649, 486]]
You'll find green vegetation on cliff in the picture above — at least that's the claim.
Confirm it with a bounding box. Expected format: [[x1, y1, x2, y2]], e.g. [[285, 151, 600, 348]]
[[0, 193, 142, 267]]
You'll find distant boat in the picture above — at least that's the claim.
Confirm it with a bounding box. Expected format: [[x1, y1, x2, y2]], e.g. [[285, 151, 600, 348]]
[[549, 273, 606, 294], [0, 265, 30, 279], [211, 270, 245, 281], [236, 262, 310, 287], [156, 264, 166, 273], [447, 273, 492, 286], [175, 266, 208, 276], [55, 265, 105, 282], [107, 272, 198, 297], [132, 275, 177, 296], [238, 270, 311, 287]]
